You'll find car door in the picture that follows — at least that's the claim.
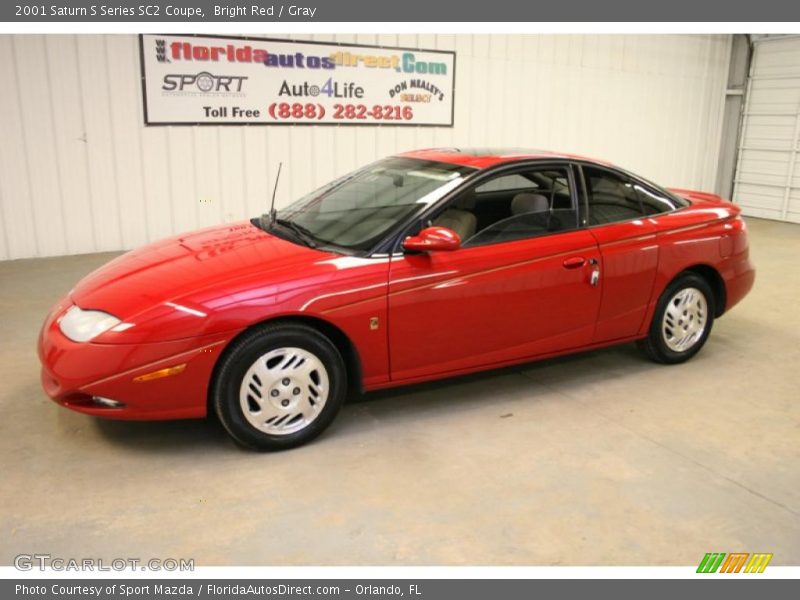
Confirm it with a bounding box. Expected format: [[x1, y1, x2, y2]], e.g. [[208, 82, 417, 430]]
[[387, 164, 603, 383], [579, 165, 663, 342]]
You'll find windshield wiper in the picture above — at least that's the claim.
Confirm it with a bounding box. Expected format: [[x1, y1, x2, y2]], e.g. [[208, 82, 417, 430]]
[[274, 218, 318, 249]]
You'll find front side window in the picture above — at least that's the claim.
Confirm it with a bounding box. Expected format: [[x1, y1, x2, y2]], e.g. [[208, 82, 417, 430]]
[[432, 166, 578, 248], [267, 157, 475, 251], [475, 173, 539, 194]]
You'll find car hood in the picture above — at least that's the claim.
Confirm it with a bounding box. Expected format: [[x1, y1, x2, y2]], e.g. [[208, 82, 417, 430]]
[[70, 221, 325, 330]]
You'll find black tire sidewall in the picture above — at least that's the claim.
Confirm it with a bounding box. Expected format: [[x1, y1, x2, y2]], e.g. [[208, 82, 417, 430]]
[[648, 273, 715, 364], [212, 324, 347, 451]]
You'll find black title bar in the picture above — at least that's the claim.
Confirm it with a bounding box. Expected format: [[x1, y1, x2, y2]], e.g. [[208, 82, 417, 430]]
[[5, 579, 800, 600], [3, 0, 800, 22]]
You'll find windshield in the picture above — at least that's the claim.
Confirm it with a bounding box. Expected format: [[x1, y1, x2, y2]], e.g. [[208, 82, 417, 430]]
[[265, 157, 475, 251]]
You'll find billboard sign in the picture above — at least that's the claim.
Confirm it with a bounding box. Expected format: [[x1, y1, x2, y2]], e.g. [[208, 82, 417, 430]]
[[139, 34, 455, 126]]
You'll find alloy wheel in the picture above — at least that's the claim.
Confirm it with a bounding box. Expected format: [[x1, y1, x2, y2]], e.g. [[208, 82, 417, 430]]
[[661, 287, 708, 352], [239, 347, 330, 435]]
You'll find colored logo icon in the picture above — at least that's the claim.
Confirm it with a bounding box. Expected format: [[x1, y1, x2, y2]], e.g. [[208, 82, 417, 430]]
[[697, 553, 773, 573]]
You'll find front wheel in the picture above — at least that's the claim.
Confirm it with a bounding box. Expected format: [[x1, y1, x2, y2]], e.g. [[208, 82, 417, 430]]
[[639, 273, 715, 364], [212, 323, 347, 451]]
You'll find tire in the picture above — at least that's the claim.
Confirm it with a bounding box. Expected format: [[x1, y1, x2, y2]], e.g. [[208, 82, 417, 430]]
[[212, 323, 347, 451], [638, 272, 715, 364]]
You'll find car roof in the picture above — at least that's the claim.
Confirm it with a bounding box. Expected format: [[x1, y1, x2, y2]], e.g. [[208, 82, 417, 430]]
[[397, 147, 614, 170]]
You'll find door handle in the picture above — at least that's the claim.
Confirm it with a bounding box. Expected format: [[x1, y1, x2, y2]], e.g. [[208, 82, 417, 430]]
[[588, 258, 600, 286], [562, 256, 586, 269]]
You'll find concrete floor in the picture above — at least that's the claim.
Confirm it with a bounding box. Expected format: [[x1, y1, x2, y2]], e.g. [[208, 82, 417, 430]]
[[0, 217, 798, 566]]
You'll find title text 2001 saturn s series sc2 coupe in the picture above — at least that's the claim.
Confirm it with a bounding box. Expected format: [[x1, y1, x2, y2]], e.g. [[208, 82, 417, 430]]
[[38, 148, 755, 450]]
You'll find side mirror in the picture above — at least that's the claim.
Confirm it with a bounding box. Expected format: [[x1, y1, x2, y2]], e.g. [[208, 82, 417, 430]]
[[402, 226, 461, 253]]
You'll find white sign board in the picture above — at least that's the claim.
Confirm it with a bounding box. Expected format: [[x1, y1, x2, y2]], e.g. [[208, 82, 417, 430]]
[[140, 34, 455, 126]]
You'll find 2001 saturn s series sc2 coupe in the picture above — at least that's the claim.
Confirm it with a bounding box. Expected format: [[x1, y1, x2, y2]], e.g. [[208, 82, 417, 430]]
[[38, 148, 755, 450]]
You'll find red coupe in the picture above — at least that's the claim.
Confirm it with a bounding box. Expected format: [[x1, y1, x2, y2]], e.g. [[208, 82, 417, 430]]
[[38, 148, 755, 450]]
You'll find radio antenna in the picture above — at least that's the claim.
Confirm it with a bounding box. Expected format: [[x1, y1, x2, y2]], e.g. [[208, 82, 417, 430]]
[[268, 162, 283, 227]]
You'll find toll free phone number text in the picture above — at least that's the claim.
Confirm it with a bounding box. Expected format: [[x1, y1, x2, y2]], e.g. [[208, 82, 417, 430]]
[[268, 103, 414, 121]]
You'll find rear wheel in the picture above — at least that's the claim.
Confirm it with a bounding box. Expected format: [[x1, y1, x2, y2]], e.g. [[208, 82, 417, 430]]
[[639, 273, 715, 364], [212, 323, 347, 450]]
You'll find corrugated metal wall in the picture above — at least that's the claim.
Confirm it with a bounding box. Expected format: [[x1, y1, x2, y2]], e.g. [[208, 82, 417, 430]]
[[733, 36, 800, 223], [0, 34, 731, 260]]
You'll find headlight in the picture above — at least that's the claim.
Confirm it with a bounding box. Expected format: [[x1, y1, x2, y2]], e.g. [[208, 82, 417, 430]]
[[58, 305, 121, 342]]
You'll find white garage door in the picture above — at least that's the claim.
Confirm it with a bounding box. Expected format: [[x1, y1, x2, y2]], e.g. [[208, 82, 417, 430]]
[[733, 36, 800, 223]]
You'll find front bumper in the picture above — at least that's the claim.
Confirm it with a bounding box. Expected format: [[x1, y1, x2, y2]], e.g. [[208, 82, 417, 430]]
[[38, 302, 237, 420]]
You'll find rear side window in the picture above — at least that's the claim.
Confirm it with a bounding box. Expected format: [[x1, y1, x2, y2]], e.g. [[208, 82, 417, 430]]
[[583, 166, 684, 226], [636, 184, 686, 215]]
